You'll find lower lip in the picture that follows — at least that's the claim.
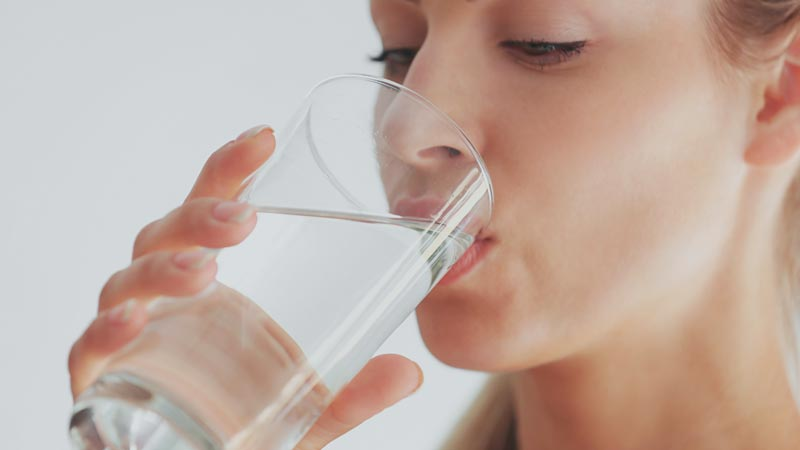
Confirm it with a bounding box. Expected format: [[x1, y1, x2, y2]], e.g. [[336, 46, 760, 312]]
[[437, 238, 492, 286]]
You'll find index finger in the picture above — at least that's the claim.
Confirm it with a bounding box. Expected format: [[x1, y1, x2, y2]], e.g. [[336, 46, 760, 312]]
[[184, 125, 275, 203]]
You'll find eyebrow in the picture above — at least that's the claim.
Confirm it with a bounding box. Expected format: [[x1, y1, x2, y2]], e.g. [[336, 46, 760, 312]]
[[404, 0, 482, 4]]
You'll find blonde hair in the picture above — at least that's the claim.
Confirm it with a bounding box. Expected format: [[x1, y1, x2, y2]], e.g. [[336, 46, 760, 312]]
[[782, 172, 800, 406], [437, 3, 800, 448], [708, 0, 800, 415], [438, 374, 515, 450]]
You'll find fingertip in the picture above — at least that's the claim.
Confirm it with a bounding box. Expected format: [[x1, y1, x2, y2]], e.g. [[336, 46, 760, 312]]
[[220, 132, 275, 182], [242, 129, 276, 164], [290, 354, 421, 449], [236, 124, 274, 141], [187, 127, 276, 202], [240, 125, 275, 154], [92, 301, 147, 353], [356, 354, 423, 405], [412, 360, 424, 394], [388, 356, 424, 397]]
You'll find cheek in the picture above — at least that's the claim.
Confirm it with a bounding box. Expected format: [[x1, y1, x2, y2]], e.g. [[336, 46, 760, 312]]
[[417, 57, 749, 371], [527, 87, 738, 337], [543, 70, 741, 288]]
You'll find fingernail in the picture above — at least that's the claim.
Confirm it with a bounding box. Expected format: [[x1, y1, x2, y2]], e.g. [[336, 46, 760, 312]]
[[108, 300, 136, 325], [173, 249, 215, 271], [213, 201, 254, 223], [407, 364, 424, 396], [236, 124, 273, 141]]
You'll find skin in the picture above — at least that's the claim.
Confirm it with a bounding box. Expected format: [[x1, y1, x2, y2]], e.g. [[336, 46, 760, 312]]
[[69, 0, 800, 448], [376, 0, 800, 448]]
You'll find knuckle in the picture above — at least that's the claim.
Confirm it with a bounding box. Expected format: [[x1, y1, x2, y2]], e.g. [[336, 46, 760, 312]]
[[133, 219, 160, 258], [80, 321, 107, 356], [207, 220, 252, 247], [67, 339, 83, 375], [204, 149, 228, 183], [98, 269, 125, 311], [180, 266, 217, 295], [185, 197, 216, 209], [67, 319, 101, 375], [186, 203, 211, 234], [139, 253, 167, 286], [325, 400, 356, 433], [208, 145, 228, 165], [150, 251, 213, 295], [180, 198, 212, 226], [187, 199, 246, 247], [223, 219, 257, 247]]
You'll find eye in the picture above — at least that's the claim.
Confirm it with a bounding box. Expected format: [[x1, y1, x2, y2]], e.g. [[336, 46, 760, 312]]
[[369, 48, 418, 81], [499, 39, 587, 70]]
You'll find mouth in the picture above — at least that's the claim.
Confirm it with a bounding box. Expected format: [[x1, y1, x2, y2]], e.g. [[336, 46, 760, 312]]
[[437, 234, 494, 286], [391, 196, 495, 285]]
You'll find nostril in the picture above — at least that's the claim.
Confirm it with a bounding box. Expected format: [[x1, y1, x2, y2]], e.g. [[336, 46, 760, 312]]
[[418, 146, 463, 159], [445, 146, 462, 157]]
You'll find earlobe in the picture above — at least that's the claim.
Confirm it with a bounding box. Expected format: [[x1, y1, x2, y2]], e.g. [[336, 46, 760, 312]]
[[746, 45, 800, 167], [745, 105, 800, 166]]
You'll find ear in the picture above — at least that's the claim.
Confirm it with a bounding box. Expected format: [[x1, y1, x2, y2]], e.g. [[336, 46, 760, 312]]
[[746, 32, 800, 167]]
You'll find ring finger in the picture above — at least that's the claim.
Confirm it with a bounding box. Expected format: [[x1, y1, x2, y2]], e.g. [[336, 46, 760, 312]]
[[98, 248, 218, 313]]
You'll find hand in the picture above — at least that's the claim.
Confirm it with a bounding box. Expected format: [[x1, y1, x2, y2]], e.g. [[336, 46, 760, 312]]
[[67, 125, 424, 449]]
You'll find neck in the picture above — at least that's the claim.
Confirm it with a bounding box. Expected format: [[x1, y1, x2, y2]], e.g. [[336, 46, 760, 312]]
[[511, 193, 800, 450]]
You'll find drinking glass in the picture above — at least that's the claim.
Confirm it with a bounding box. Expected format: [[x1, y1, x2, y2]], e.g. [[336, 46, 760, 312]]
[[69, 73, 494, 450]]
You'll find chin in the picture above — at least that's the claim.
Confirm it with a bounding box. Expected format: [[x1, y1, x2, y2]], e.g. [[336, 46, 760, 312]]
[[415, 279, 581, 372], [416, 308, 578, 373], [415, 312, 509, 371], [414, 241, 573, 371], [415, 290, 542, 372]]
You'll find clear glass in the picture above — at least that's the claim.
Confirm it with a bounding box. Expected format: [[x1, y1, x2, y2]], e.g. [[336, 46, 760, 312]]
[[69, 73, 494, 450]]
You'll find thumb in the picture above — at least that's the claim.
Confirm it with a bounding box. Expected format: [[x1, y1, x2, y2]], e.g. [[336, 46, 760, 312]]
[[294, 354, 424, 450]]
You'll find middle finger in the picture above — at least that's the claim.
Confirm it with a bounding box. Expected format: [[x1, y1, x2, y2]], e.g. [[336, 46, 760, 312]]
[[132, 198, 256, 260]]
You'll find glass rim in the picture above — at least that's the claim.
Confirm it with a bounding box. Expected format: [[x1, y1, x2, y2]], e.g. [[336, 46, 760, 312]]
[[307, 73, 495, 219]]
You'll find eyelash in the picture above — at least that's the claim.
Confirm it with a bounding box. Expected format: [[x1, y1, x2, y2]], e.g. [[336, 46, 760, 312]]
[[369, 39, 587, 74], [369, 48, 418, 76], [499, 39, 587, 69]]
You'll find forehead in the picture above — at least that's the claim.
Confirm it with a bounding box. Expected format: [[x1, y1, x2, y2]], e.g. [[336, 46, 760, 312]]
[[371, 0, 696, 14], [370, 0, 703, 35]]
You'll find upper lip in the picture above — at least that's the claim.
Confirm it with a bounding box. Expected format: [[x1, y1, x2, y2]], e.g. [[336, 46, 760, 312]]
[[472, 221, 497, 244], [391, 196, 494, 242], [476, 229, 492, 241], [391, 196, 448, 219]]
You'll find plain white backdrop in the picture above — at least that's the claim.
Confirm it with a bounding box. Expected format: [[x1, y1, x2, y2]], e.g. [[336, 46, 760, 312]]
[[0, 1, 488, 449]]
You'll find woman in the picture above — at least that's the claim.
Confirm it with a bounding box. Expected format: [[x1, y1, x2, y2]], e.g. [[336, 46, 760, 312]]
[[68, 0, 800, 448]]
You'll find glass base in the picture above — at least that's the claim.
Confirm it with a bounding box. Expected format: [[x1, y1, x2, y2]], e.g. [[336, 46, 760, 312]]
[[69, 373, 221, 450]]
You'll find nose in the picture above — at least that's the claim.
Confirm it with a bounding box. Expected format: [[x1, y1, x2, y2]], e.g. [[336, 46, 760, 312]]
[[374, 35, 492, 233], [374, 88, 482, 208], [374, 84, 490, 235], [374, 89, 476, 170], [372, 28, 488, 173], [392, 32, 487, 155]]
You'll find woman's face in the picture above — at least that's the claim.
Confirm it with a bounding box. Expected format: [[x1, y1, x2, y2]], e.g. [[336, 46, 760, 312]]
[[371, 0, 754, 371]]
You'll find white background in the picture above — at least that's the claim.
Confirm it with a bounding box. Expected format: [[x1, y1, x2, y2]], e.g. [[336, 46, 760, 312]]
[[0, 1, 488, 449]]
